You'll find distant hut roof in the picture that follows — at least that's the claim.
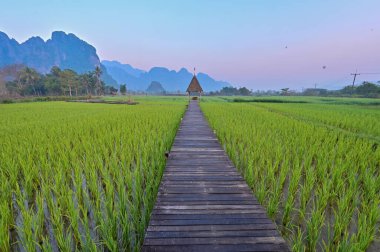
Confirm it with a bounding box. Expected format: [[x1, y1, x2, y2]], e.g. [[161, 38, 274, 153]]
[[186, 75, 203, 93]]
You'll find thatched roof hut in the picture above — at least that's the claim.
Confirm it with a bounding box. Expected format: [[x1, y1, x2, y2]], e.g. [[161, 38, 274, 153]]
[[186, 75, 203, 93]]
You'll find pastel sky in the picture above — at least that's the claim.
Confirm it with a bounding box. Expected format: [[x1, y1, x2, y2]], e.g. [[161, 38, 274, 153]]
[[1, 0, 380, 90]]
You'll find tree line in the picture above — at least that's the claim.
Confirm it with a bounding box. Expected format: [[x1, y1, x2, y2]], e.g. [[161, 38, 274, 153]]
[[2, 65, 118, 97], [209, 86, 252, 96], [190, 82, 380, 98], [295, 82, 380, 98]]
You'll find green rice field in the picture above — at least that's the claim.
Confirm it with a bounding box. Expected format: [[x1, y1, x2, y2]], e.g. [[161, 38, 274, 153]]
[[0, 99, 186, 251], [0, 96, 379, 251], [201, 97, 380, 251]]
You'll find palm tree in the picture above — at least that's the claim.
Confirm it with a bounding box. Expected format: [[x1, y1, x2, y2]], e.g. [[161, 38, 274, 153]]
[[94, 66, 102, 96]]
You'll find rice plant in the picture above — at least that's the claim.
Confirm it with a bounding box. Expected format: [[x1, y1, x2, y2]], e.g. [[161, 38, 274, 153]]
[[0, 100, 185, 251], [201, 101, 380, 251]]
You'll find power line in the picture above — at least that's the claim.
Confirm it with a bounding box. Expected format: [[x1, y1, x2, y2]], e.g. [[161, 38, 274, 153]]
[[350, 71, 380, 86]]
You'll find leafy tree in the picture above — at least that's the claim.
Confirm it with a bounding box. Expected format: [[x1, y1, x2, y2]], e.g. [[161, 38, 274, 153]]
[[238, 87, 252, 96], [45, 66, 63, 95], [210, 86, 252, 96], [8, 67, 40, 96], [340, 85, 356, 95], [356, 82, 380, 97], [339, 82, 380, 97], [120, 84, 127, 95], [281, 88, 289, 96], [25, 67, 40, 96], [17, 67, 41, 96], [80, 72, 93, 95], [61, 69, 78, 96], [4, 65, 109, 97]]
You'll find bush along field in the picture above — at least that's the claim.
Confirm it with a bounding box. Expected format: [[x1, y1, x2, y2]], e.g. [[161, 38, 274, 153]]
[[0, 101, 186, 251], [201, 101, 380, 251]]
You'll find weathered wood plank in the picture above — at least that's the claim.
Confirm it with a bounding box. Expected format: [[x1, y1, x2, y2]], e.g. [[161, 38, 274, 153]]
[[142, 100, 288, 251], [149, 218, 274, 226], [142, 244, 287, 252], [156, 195, 258, 200], [157, 201, 259, 206], [145, 229, 279, 238], [153, 209, 267, 215], [161, 177, 245, 181], [144, 236, 286, 245], [153, 205, 263, 210], [150, 213, 268, 220], [147, 224, 278, 232]]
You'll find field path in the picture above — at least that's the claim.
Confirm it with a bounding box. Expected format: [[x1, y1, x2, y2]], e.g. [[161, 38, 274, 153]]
[[142, 100, 288, 251]]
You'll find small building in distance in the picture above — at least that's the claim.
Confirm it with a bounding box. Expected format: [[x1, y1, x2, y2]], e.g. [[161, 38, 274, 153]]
[[186, 74, 203, 100]]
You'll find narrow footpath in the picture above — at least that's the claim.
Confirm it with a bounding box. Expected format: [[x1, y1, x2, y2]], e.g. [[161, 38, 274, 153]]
[[142, 100, 288, 251]]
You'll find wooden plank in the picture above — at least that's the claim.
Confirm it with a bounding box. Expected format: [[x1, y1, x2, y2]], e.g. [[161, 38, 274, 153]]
[[160, 183, 249, 188], [143, 236, 286, 245], [145, 230, 279, 238], [161, 177, 244, 181], [156, 195, 257, 202], [153, 209, 268, 216], [159, 188, 253, 194], [161, 181, 248, 187], [161, 176, 243, 180], [147, 224, 277, 232], [157, 201, 259, 205], [141, 100, 288, 251], [150, 213, 268, 220], [162, 172, 240, 176], [153, 205, 263, 210], [142, 244, 287, 252], [149, 218, 273, 226]]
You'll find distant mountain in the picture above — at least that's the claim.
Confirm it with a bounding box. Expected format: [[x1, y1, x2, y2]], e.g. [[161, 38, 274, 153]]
[[101, 60, 231, 92], [102, 60, 145, 78], [0, 31, 116, 86], [0, 30, 232, 91], [146, 81, 165, 94]]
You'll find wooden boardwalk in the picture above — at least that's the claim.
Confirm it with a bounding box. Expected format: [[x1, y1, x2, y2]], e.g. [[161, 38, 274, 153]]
[[142, 100, 288, 251]]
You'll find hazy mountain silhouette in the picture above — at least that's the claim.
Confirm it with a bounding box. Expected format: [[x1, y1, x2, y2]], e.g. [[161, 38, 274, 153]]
[[102, 60, 145, 78], [146, 81, 166, 94], [0, 30, 232, 91], [101, 60, 231, 92], [0, 31, 116, 85]]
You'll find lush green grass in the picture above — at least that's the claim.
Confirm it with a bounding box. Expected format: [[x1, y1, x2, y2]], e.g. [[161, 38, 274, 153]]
[[103, 95, 189, 104], [203, 95, 380, 105], [253, 103, 380, 141], [0, 101, 186, 251], [201, 100, 380, 251], [1, 95, 379, 251]]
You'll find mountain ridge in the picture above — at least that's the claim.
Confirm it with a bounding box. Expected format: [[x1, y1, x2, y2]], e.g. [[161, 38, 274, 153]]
[[101, 60, 231, 92], [0, 31, 232, 91], [0, 31, 117, 86]]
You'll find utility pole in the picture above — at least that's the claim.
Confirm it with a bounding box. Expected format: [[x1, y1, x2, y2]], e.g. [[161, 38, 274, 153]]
[[351, 70, 360, 87]]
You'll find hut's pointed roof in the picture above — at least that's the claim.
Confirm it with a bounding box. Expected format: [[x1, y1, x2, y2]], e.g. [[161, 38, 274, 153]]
[[186, 75, 203, 92]]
